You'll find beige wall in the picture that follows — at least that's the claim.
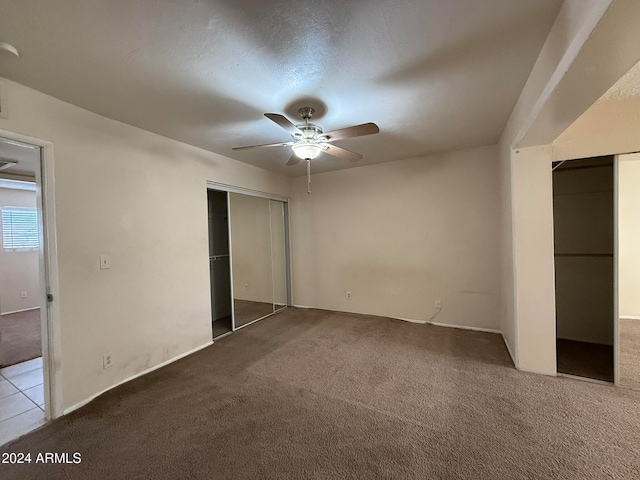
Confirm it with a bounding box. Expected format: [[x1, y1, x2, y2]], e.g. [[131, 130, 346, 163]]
[[554, 96, 640, 161], [0, 186, 39, 314], [0, 78, 290, 413], [290, 145, 501, 331], [619, 154, 640, 318]]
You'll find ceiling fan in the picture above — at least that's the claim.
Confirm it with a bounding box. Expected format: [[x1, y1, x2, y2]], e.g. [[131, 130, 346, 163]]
[[233, 107, 379, 193], [233, 107, 379, 164]]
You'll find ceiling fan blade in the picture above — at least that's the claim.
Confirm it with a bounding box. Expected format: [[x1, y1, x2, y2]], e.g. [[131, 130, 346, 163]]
[[286, 153, 300, 166], [323, 144, 363, 162], [232, 141, 293, 151], [323, 122, 379, 142], [264, 113, 301, 135]]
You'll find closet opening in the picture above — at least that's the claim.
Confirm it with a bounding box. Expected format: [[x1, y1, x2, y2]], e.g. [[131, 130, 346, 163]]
[[207, 190, 232, 338], [552, 155, 614, 383], [206, 184, 290, 340]]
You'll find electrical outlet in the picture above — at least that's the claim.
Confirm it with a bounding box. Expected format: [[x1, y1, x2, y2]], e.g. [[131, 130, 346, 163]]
[[21, 291, 27, 299], [99, 254, 111, 270], [102, 352, 113, 370], [346, 291, 352, 300], [435, 299, 442, 309]]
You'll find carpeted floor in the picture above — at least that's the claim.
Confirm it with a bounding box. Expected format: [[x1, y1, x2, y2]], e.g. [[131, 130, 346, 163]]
[[212, 315, 233, 338], [556, 338, 614, 383], [0, 309, 41, 367], [2, 308, 640, 479], [620, 318, 640, 390], [233, 299, 274, 327]]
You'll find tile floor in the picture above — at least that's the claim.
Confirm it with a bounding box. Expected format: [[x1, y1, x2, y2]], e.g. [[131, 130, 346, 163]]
[[0, 357, 46, 446]]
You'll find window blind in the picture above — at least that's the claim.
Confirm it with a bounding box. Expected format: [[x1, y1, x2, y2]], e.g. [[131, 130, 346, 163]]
[[1, 207, 39, 250]]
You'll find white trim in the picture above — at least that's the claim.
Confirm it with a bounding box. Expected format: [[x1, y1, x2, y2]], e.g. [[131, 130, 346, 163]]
[[429, 321, 501, 334], [206, 181, 289, 202], [619, 316, 640, 321], [1, 306, 40, 315], [395, 316, 429, 325], [614, 155, 619, 387], [557, 373, 613, 386], [292, 305, 500, 333], [226, 191, 236, 331], [0, 129, 60, 422], [63, 341, 214, 415], [213, 330, 233, 340]]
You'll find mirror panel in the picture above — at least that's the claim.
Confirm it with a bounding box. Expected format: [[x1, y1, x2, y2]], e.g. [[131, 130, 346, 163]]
[[618, 154, 640, 390], [229, 193, 274, 327], [270, 200, 287, 311]]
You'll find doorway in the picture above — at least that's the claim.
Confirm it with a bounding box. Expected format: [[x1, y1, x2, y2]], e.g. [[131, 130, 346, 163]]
[[207, 184, 290, 340], [0, 135, 52, 443], [552, 156, 614, 382]]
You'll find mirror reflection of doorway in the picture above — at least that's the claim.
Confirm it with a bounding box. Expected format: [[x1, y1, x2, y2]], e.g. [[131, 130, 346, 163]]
[[552, 156, 614, 383], [207, 187, 289, 340]]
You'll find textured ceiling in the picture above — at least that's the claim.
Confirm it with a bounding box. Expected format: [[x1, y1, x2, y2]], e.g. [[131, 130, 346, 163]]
[[0, 0, 562, 177], [604, 60, 640, 101]]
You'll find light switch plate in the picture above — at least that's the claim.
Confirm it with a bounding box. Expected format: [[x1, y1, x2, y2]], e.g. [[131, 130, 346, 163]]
[[99, 254, 111, 270]]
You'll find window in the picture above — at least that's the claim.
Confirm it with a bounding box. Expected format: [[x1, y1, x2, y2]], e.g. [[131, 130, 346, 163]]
[[1, 207, 39, 250]]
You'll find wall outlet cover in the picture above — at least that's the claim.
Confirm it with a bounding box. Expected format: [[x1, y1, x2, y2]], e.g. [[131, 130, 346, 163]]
[[102, 352, 113, 369]]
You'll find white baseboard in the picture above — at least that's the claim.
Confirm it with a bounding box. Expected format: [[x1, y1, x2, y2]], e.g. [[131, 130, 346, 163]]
[[429, 320, 500, 334], [1, 306, 40, 316], [620, 316, 640, 321], [63, 340, 213, 415], [292, 305, 500, 333]]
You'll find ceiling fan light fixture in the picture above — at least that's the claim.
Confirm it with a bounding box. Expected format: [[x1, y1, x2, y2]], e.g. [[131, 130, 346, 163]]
[[292, 142, 322, 160]]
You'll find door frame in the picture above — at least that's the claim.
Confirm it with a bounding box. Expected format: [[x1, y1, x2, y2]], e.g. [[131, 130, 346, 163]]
[[206, 181, 291, 334], [0, 128, 61, 420]]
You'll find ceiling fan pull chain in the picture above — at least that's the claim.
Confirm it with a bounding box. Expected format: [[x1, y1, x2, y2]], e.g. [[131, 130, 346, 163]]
[[307, 159, 311, 194]]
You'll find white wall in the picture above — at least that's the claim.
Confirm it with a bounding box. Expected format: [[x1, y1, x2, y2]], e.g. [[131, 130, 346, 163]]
[[0, 78, 290, 413], [0, 186, 39, 314], [554, 95, 640, 161], [619, 154, 640, 319], [290, 145, 501, 331], [553, 162, 614, 345], [498, 0, 614, 373], [510, 146, 557, 375]]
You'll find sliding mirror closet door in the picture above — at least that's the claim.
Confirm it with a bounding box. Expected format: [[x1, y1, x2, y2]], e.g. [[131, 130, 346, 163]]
[[618, 153, 640, 390], [229, 193, 274, 327], [270, 200, 287, 312]]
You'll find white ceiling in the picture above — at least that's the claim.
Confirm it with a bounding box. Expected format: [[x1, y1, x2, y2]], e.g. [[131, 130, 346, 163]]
[[0, 0, 562, 177]]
